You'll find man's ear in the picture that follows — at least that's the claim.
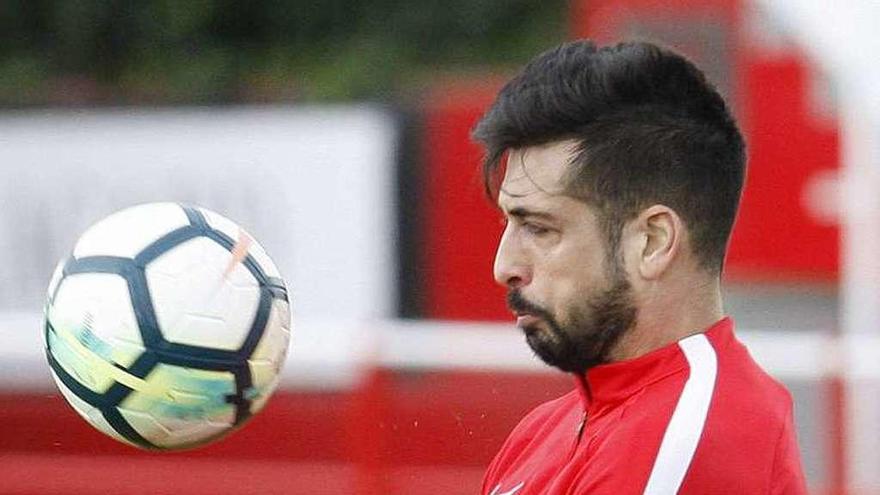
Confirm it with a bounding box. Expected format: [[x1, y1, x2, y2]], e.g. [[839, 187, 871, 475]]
[[623, 205, 683, 280]]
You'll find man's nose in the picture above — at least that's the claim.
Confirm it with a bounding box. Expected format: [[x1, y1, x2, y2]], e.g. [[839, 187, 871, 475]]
[[493, 230, 532, 289]]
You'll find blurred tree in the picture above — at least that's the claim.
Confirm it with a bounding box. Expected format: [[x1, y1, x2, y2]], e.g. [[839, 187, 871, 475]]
[[0, 0, 566, 105]]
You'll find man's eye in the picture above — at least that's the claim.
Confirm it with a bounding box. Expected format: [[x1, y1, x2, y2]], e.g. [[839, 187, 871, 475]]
[[524, 223, 550, 235]]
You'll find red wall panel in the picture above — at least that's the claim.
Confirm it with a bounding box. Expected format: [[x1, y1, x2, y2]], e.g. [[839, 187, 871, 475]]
[[421, 84, 509, 320], [726, 54, 839, 281]]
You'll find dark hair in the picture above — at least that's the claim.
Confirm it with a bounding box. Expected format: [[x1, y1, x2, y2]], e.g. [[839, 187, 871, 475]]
[[472, 40, 746, 274]]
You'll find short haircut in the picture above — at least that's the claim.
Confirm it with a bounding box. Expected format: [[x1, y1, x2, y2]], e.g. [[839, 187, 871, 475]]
[[472, 40, 746, 274]]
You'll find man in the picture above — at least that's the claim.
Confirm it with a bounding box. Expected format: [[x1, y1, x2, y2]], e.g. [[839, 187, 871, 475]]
[[472, 40, 807, 494]]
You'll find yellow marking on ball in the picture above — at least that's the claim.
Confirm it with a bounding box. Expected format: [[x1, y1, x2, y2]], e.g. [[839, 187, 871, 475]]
[[52, 319, 167, 397]]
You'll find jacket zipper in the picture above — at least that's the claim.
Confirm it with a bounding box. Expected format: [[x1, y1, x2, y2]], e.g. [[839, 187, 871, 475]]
[[567, 410, 588, 461]]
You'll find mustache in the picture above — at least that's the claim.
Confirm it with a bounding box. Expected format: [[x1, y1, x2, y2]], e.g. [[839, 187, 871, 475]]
[[506, 290, 553, 321]]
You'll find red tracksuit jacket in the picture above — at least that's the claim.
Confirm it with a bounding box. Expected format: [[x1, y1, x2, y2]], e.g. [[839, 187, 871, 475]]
[[482, 318, 807, 495]]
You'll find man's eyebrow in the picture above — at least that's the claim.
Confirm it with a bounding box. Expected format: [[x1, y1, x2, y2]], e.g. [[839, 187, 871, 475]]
[[506, 207, 556, 221]]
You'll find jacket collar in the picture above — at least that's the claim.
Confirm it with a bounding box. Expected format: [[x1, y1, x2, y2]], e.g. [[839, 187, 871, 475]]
[[574, 317, 734, 412]]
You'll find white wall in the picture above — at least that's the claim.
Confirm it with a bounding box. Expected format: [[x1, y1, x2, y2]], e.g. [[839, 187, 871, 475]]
[[0, 105, 398, 319]]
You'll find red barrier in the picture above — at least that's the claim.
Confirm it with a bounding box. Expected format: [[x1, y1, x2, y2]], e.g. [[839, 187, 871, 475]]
[[0, 371, 571, 495]]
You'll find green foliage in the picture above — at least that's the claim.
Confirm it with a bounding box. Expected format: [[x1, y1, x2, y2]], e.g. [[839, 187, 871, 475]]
[[0, 0, 566, 105]]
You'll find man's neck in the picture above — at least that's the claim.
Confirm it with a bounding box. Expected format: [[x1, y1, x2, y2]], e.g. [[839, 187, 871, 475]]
[[609, 279, 724, 363]]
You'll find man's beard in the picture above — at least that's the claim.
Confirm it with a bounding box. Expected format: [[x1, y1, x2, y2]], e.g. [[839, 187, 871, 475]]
[[507, 272, 637, 374]]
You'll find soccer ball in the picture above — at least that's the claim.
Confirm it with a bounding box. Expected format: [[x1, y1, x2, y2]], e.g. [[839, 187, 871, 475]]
[[43, 202, 291, 450]]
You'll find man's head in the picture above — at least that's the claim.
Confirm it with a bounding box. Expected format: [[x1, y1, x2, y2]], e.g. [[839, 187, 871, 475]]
[[473, 40, 745, 374]]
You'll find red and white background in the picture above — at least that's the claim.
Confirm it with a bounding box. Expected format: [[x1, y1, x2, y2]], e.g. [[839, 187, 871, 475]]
[[1, 1, 878, 494]]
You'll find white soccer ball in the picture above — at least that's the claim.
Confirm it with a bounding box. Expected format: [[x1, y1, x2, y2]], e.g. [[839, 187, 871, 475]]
[[43, 202, 291, 450]]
